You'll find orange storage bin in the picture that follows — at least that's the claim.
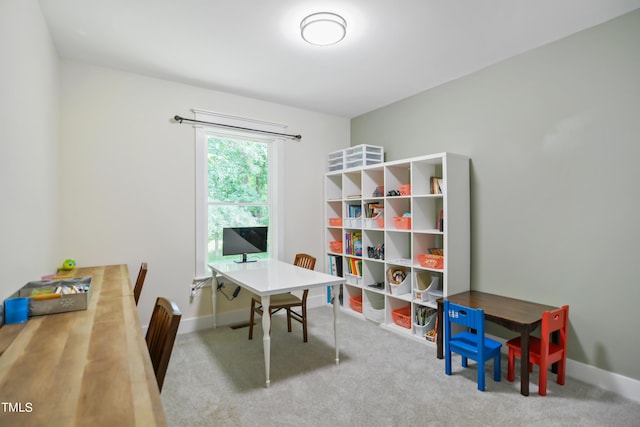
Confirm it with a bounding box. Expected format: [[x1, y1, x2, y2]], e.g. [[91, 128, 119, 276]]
[[328, 217, 342, 226], [417, 254, 444, 269], [391, 306, 412, 329], [393, 216, 411, 230], [329, 240, 343, 253], [376, 217, 385, 228], [349, 296, 363, 313], [398, 184, 411, 196]]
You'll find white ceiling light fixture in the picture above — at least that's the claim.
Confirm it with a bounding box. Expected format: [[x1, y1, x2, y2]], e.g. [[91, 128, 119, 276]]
[[300, 12, 347, 46]]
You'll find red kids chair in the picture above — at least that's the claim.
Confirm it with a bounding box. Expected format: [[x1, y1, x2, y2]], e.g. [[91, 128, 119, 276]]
[[506, 305, 569, 396]]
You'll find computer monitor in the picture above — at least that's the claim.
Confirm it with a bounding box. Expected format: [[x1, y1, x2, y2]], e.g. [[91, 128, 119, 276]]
[[222, 226, 268, 263]]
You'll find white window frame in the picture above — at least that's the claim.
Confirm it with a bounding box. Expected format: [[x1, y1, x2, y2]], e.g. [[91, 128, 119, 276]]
[[193, 109, 285, 278]]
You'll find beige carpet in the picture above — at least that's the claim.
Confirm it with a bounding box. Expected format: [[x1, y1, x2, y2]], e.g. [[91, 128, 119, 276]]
[[161, 305, 640, 426]]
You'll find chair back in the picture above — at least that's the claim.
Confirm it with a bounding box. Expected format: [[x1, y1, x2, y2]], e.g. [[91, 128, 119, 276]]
[[248, 253, 317, 343], [134, 262, 148, 305], [445, 300, 485, 340], [444, 299, 502, 391], [294, 254, 316, 302], [541, 305, 569, 357], [294, 253, 316, 271], [145, 297, 181, 392]]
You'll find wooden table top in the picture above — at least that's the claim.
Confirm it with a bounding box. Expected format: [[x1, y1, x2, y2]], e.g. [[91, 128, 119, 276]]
[[444, 290, 558, 328], [0, 265, 167, 426]]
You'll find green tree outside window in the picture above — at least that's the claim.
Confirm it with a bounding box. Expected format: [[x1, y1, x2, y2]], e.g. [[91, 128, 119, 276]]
[[207, 137, 270, 262]]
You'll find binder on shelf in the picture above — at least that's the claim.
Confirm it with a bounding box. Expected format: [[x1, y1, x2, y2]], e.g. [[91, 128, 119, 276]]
[[328, 254, 343, 277], [327, 284, 344, 305], [327, 254, 343, 303]]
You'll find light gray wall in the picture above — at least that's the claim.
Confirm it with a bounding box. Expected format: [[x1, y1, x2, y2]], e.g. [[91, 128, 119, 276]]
[[352, 10, 640, 381], [58, 60, 349, 327], [0, 0, 60, 302]]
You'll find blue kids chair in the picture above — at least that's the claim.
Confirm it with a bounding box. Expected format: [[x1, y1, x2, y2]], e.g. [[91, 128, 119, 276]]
[[444, 300, 502, 391]]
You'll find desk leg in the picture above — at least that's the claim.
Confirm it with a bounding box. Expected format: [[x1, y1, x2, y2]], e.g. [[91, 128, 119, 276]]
[[436, 300, 443, 359], [261, 295, 271, 388], [520, 327, 530, 396], [211, 276, 217, 329], [332, 284, 340, 365]]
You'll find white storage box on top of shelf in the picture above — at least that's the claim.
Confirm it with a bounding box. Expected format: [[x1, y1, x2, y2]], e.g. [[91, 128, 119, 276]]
[[327, 145, 384, 172], [344, 145, 384, 170], [327, 149, 344, 172]]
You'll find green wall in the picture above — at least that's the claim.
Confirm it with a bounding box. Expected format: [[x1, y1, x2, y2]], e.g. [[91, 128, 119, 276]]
[[352, 10, 640, 381]]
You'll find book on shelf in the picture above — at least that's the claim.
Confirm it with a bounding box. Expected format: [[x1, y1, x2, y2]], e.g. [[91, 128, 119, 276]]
[[430, 176, 443, 194], [437, 209, 444, 232], [414, 307, 437, 341], [344, 231, 362, 256], [364, 202, 384, 218], [328, 254, 343, 277], [327, 255, 344, 303], [327, 282, 344, 304], [346, 258, 362, 276], [414, 305, 429, 326], [347, 204, 362, 218]]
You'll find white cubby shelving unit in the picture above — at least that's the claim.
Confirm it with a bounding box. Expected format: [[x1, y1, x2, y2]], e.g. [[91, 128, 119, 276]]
[[324, 152, 470, 344]]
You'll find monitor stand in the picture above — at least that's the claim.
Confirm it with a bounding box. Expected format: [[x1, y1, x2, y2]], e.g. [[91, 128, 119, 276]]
[[234, 253, 257, 263]]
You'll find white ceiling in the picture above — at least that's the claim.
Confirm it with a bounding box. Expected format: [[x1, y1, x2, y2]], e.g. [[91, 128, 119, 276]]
[[39, 0, 640, 118]]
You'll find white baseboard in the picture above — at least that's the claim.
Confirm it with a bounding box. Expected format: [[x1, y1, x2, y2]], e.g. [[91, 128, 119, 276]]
[[175, 294, 328, 335], [485, 333, 640, 404], [175, 297, 640, 404], [566, 358, 640, 404]]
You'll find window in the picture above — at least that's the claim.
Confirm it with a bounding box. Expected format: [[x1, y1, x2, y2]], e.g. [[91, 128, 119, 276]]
[[206, 136, 270, 261], [194, 110, 284, 277]]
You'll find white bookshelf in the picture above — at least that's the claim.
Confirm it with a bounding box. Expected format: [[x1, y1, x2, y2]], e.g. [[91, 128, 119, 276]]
[[324, 152, 470, 344]]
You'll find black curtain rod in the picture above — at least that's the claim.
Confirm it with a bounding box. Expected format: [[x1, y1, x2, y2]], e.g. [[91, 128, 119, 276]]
[[173, 115, 302, 140]]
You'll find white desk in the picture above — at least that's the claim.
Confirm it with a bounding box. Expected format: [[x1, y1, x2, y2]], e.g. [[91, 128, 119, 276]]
[[209, 259, 345, 387]]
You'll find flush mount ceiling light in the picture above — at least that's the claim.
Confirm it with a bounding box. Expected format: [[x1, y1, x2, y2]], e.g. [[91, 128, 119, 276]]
[[300, 12, 346, 46]]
